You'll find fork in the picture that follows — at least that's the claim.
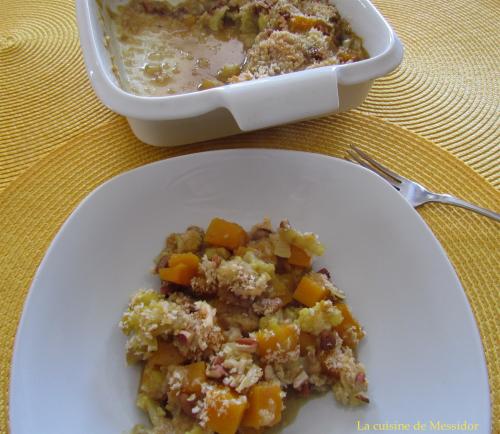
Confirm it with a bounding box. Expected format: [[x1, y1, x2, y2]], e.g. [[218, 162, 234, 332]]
[[346, 145, 500, 222]]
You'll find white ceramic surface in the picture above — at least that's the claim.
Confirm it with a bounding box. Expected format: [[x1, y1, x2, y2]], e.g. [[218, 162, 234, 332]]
[[10, 150, 490, 433], [75, 0, 403, 146]]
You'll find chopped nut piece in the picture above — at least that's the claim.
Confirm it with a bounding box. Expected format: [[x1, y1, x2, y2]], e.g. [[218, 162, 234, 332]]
[[292, 370, 309, 389], [319, 330, 336, 350], [235, 337, 258, 352], [206, 364, 228, 379], [355, 393, 370, 404]]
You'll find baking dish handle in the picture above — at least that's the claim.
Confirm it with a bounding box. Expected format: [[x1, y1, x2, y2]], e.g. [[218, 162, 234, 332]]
[[221, 68, 339, 131]]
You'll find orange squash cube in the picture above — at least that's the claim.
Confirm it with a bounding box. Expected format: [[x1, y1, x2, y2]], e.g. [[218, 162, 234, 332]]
[[256, 323, 299, 358], [288, 245, 312, 268], [159, 263, 195, 286], [242, 382, 283, 428], [289, 15, 330, 33], [293, 275, 329, 307], [334, 303, 365, 348], [183, 361, 206, 394], [299, 332, 316, 355], [158, 252, 200, 285], [206, 386, 248, 434], [168, 252, 200, 269], [205, 218, 248, 250], [147, 340, 184, 368]]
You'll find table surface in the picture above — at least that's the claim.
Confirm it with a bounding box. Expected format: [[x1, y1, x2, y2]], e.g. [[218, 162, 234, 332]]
[[0, 0, 498, 432]]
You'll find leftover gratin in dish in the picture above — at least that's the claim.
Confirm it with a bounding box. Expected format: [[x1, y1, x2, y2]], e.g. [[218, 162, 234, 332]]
[[109, 0, 368, 95], [120, 218, 369, 434]]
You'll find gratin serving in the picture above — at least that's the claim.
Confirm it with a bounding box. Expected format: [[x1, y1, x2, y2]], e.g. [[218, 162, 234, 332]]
[[120, 218, 368, 434], [110, 0, 367, 95]]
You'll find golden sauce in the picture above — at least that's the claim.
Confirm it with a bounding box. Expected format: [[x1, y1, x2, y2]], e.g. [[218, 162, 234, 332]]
[[267, 391, 329, 433], [113, 20, 245, 96]]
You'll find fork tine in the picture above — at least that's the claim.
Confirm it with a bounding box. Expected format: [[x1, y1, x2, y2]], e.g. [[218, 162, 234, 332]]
[[350, 145, 405, 182], [346, 150, 401, 189]]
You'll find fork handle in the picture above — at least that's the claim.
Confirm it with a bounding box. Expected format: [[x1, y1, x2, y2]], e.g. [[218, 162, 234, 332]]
[[430, 193, 500, 222]]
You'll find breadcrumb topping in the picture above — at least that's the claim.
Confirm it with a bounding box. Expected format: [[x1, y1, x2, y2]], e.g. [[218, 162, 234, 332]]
[[119, 289, 224, 360], [214, 342, 263, 392], [218, 256, 270, 298], [194, 253, 273, 300], [244, 29, 331, 77]]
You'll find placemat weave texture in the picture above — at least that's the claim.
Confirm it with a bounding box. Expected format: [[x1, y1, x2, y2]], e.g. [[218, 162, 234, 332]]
[[1, 115, 499, 432], [0, 0, 498, 191], [0, 0, 499, 432]]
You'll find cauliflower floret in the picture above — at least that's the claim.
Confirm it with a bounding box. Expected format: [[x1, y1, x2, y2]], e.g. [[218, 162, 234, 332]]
[[140, 363, 168, 400], [119, 289, 182, 359], [270, 220, 325, 258], [119, 289, 223, 361], [243, 250, 275, 277], [136, 393, 167, 427], [217, 256, 270, 299], [120, 289, 164, 335], [259, 306, 301, 329], [297, 300, 343, 335], [269, 358, 303, 387], [279, 220, 325, 256], [192, 253, 273, 300]]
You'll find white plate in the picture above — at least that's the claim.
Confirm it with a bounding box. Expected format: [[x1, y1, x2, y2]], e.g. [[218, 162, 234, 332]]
[[10, 149, 490, 434]]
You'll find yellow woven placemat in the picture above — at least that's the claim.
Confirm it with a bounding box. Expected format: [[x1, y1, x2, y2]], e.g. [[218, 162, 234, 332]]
[[0, 0, 499, 191], [0, 113, 498, 432], [1, 0, 499, 431], [363, 0, 500, 183]]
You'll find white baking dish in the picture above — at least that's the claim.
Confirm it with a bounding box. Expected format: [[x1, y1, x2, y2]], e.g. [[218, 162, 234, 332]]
[[76, 0, 403, 146]]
